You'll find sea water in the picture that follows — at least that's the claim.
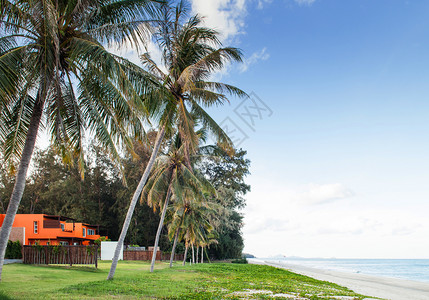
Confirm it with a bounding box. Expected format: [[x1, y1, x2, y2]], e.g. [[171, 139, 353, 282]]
[[261, 258, 429, 283]]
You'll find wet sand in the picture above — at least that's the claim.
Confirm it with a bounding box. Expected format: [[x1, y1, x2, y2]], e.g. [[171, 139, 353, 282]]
[[249, 259, 429, 300]]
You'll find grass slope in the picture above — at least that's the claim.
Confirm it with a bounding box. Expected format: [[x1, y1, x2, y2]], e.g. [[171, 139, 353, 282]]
[[0, 261, 369, 299]]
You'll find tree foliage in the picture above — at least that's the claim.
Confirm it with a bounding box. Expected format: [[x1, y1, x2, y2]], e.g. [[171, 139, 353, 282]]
[[0, 143, 251, 259], [197, 147, 251, 259]]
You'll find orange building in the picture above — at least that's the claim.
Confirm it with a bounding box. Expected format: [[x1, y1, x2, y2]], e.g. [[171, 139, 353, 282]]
[[0, 214, 104, 246]]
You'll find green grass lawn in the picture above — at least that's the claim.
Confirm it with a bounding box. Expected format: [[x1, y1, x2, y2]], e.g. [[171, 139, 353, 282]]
[[0, 261, 369, 299]]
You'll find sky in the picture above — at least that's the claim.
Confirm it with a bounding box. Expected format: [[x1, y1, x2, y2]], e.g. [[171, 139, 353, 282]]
[[34, 0, 429, 259], [186, 0, 429, 259]]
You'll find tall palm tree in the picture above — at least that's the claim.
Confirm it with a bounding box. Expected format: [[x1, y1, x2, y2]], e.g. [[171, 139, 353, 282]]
[[0, 0, 160, 280], [108, 0, 247, 279]]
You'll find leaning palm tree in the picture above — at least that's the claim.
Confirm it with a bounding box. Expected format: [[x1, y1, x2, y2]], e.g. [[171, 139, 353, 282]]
[[107, 0, 247, 279], [0, 0, 160, 280], [143, 142, 186, 272]]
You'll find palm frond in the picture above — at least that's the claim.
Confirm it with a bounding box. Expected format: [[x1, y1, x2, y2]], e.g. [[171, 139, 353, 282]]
[[189, 99, 233, 151], [85, 0, 161, 47]]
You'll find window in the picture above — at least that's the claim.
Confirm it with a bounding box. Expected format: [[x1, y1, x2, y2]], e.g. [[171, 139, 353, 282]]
[[82, 228, 86, 237], [33, 221, 38, 234], [60, 223, 65, 231], [46, 242, 50, 245], [60, 241, 69, 245], [87, 229, 95, 235], [73, 242, 79, 245]]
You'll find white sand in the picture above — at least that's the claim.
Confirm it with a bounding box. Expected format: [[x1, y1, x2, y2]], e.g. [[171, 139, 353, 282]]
[[249, 259, 429, 300]]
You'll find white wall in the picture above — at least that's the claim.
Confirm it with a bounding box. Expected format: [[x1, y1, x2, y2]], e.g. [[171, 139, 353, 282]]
[[101, 241, 123, 260]]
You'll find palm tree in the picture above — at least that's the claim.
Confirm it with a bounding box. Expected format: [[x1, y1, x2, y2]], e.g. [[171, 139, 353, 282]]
[[108, 0, 247, 279], [167, 186, 218, 267], [180, 196, 217, 265], [168, 220, 181, 267], [143, 139, 186, 272], [0, 0, 160, 280], [167, 190, 188, 268], [142, 133, 216, 272]]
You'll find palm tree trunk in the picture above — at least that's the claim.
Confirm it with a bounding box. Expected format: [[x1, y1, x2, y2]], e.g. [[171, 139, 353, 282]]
[[150, 186, 172, 273], [182, 244, 188, 266], [201, 246, 203, 264], [205, 248, 211, 264], [169, 229, 179, 268], [191, 244, 195, 264], [196, 246, 199, 264], [107, 125, 166, 280], [0, 94, 45, 281]]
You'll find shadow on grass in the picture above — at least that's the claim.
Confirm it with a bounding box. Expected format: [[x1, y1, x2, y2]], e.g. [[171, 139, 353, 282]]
[[27, 264, 103, 273], [0, 291, 13, 300]]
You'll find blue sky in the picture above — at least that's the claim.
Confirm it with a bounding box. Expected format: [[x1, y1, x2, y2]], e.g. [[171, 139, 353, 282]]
[[35, 0, 429, 258], [190, 0, 429, 258]]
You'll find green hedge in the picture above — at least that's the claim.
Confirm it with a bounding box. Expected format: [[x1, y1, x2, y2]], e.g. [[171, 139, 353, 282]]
[[5, 240, 22, 259], [231, 257, 248, 264]]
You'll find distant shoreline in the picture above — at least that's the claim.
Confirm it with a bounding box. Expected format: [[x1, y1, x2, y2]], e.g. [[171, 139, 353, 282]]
[[249, 258, 429, 300]]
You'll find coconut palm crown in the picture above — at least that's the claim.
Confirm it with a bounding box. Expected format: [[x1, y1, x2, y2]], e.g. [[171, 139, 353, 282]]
[[142, 0, 248, 155], [0, 0, 160, 169]]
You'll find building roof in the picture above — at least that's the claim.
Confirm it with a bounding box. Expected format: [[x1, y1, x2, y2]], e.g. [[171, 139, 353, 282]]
[[43, 215, 76, 221], [82, 223, 99, 227]]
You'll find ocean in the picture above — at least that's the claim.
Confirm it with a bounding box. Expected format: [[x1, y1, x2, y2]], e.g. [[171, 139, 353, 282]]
[[261, 257, 429, 283]]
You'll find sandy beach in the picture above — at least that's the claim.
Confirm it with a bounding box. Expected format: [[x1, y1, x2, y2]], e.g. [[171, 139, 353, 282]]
[[249, 259, 429, 300]]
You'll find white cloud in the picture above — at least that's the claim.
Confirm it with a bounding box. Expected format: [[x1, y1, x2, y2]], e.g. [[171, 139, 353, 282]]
[[106, 40, 141, 66], [106, 1, 251, 82], [242, 182, 354, 237], [239, 47, 270, 72], [294, 0, 316, 5], [243, 201, 429, 258], [315, 217, 381, 236], [144, 40, 167, 74], [106, 36, 167, 74], [245, 217, 294, 234], [295, 183, 354, 205], [190, 1, 274, 75], [249, 182, 353, 206], [257, 0, 273, 10], [241, 175, 429, 258], [258, 0, 316, 10], [191, 0, 247, 42]]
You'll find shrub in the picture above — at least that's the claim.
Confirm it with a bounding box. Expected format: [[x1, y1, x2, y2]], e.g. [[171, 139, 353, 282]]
[[94, 236, 110, 245], [5, 240, 22, 259], [231, 257, 248, 264]]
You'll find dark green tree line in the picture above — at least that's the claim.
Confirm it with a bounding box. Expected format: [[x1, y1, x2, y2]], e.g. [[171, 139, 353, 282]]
[[197, 147, 251, 260], [0, 143, 250, 259]]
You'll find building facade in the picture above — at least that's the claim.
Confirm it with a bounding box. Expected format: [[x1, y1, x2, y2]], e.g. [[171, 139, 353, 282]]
[[0, 214, 104, 245]]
